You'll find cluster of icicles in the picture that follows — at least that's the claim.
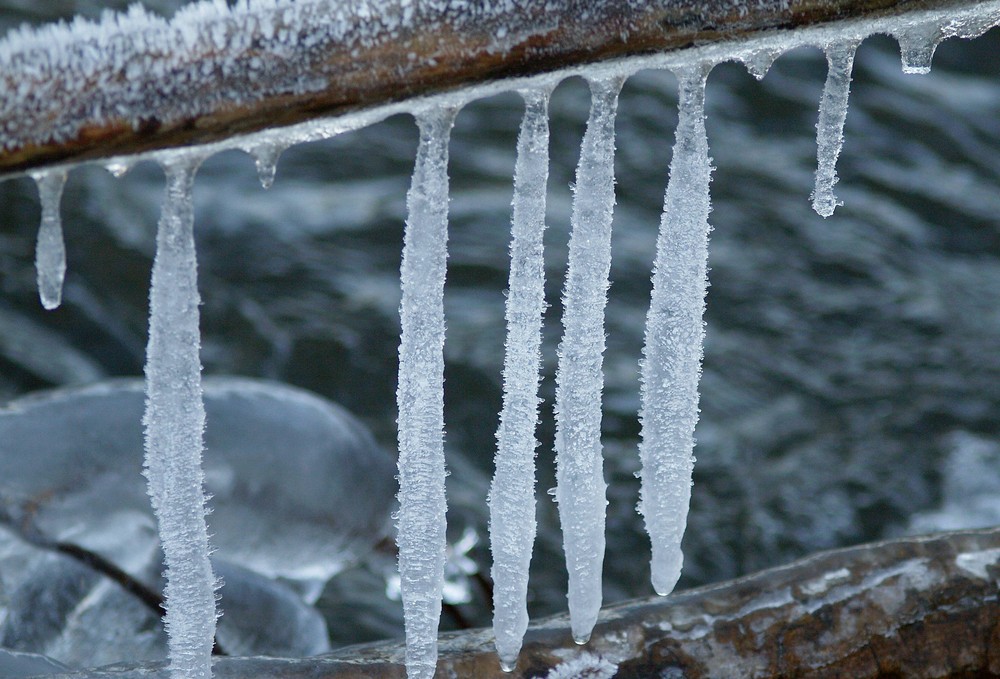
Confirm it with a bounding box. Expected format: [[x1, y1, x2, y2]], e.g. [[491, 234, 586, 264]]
[[21, 8, 1000, 679]]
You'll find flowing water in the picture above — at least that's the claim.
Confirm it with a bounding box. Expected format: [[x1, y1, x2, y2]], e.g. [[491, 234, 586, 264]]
[[0, 0, 999, 653]]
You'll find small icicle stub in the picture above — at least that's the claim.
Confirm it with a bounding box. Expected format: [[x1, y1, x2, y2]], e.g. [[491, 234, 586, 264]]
[[248, 143, 283, 189], [32, 170, 68, 310], [638, 62, 714, 598], [143, 157, 218, 679], [811, 39, 859, 218], [554, 74, 625, 646], [395, 106, 458, 679], [895, 21, 941, 74], [489, 85, 552, 673]]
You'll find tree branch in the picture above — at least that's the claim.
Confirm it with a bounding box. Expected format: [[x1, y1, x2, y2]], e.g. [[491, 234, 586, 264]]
[[0, 0, 992, 175]]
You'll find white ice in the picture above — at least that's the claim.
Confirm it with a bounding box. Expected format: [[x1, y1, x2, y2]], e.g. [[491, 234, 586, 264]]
[[638, 65, 714, 597], [395, 107, 456, 679], [142, 160, 217, 679], [811, 40, 857, 218], [488, 86, 551, 673], [32, 171, 67, 310], [554, 76, 623, 645]]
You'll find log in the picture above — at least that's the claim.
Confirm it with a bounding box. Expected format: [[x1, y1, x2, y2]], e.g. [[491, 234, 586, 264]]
[[0, 0, 995, 176], [49, 527, 1000, 677]]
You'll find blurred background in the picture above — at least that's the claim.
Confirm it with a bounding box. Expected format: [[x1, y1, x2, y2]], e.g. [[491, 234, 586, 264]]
[[0, 0, 999, 654]]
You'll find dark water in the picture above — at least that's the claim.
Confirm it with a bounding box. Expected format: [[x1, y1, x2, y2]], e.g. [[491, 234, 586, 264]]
[[1, 0, 999, 650]]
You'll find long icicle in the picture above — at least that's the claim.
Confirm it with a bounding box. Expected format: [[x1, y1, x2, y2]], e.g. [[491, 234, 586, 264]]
[[811, 40, 858, 217], [489, 86, 552, 673], [396, 107, 457, 679], [143, 159, 217, 679], [554, 75, 624, 645], [32, 170, 68, 310], [638, 64, 714, 597]]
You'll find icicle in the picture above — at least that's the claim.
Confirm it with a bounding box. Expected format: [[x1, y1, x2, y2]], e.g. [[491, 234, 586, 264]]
[[554, 75, 623, 646], [638, 64, 714, 598], [32, 170, 67, 310], [896, 23, 941, 74], [489, 86, 551, 673], [811, 40, 858, 218], [395, 106, 457, 679], [248, 143, 283, 189], [742, 47, 781, 80], [143, 159, 217, 679]]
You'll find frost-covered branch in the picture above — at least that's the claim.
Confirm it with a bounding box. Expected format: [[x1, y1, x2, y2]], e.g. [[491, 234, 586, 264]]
[[0, 0, 987, 175]]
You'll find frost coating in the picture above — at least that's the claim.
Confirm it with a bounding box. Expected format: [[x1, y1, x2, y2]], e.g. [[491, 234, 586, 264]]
[[554, 76, 623, 645], [143, 160, 217, 679], [396, 107, 456, 679], [32, 170, 67, 310], [489, 87, 551, 673], [638, 65, 714, 597], [811, 40, 857, 218]]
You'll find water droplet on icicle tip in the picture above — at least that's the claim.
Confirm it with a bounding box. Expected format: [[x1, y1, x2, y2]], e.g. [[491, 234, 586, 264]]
[[104, 159, 134, 178], [499, 658, 517, 673], [896, 24, 941, 74], [573, 632, 592, 646], [742, 48, 781, 80], [31, 170, 68, 310], [249, 144, 284, 189]]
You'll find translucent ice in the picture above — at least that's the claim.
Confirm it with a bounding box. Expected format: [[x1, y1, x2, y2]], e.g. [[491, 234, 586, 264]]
[[142, 160, 216, 679], [554, 76, 623, 645], [395, 107, 457, 679], [489, 87, 551, 672], [32, 170, 68, 310], [638, 65, 714, 597], [811, 41, 858, 217]]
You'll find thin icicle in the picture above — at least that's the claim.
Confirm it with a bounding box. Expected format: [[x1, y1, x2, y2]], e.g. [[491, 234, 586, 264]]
[[638, 65, 714, 597], [811, 40, 858, 218], [32, 170, 68, 310], [396, 107, 457, 679], [143, 159, 217, 679], [554, 75, 623, 646], [489, 86, 551, 673]]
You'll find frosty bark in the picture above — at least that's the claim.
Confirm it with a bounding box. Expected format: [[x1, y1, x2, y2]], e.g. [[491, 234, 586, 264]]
[[0, 0, 988, 176], [42, 527, 1000, 678]]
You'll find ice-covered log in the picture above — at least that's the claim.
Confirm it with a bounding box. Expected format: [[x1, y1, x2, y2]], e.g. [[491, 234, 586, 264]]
[[39, 527, 1000, 678], [0, 0, 996, 175]]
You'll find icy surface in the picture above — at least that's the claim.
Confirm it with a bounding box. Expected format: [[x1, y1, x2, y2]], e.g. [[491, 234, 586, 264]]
[[554, 76, 622, 645], [488, 87, 551, 672], [638, 66, 714, 597], [395, 108, 456, 679], [142, 161, 216, 679], [811, 40, 857, 218], [32, 170, 67, 309]]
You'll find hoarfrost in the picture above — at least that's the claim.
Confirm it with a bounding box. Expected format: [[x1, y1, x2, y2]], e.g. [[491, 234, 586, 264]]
[[32, 170, 68, 310], [811, 40, 858, 218], [395, 107, 457, 679], [142, 160, 217, 679], [554, 76, 623, 645], [489, 86, 551, 673], [638, 65, 714, 597]]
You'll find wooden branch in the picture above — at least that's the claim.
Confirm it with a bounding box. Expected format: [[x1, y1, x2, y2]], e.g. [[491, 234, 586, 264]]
[[49, 527, 1000, 678], [0, 0, 991, 176]]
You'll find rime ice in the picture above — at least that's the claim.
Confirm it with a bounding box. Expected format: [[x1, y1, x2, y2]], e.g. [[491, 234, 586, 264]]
[[811, 41, 857, 218], [638, 66, 714, 598], [554, 76, 623, 645], [489, 87, 551, 672], [32, 171, 67, 310], [143, 160, 217, 679], [396, 108, 456, 679]]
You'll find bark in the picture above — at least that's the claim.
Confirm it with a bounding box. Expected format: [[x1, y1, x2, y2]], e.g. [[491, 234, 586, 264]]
[[0, 0, 985, 175], [52, 527, 1000, 678]]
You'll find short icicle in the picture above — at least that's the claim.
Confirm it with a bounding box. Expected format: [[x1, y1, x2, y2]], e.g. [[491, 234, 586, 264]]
[[32, 170, 67, 310], [638, 64, 714, 598], [554, 75, 624, 645], [143, 158, 217, 679], [396, 107, 457, 679], [811, 40, 858, 218], [489, 86, 552, 673]]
